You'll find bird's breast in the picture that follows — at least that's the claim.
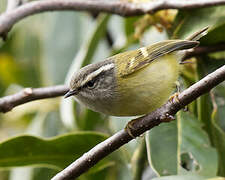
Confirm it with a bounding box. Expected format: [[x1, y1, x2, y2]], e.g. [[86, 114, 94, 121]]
[[112, 54, 180, 116]]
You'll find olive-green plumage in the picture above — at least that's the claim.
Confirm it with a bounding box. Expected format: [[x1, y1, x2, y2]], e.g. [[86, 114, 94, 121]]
[[65, 28, 208, 116], [114, 53, 180, 116]]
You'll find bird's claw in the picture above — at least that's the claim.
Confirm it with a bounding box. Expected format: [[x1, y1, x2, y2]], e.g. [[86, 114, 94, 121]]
[[125, 120, 137, 139], [169, 92, 180, 104]]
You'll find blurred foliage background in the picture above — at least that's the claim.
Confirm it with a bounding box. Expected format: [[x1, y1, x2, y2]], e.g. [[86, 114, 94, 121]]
[[0, 0, 225, 180]]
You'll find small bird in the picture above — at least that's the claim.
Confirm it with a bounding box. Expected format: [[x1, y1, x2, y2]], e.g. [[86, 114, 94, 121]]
[[65, 27, 208, 117]]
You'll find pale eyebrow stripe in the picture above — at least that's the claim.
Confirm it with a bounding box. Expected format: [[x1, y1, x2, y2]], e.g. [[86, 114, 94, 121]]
[[81, 63, 114, 86]]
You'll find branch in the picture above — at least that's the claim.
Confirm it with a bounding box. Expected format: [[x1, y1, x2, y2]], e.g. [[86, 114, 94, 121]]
[[184, 43, 225, 59], [6, 0, 23, 12], [1, 0, 225, 38], [51, 65, 225, 180], [1, 0, 23, 40], [0, 85, 68, 113]]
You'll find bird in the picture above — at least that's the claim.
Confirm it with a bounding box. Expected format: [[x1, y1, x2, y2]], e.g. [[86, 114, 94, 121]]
[[65, 27, 208, 117]]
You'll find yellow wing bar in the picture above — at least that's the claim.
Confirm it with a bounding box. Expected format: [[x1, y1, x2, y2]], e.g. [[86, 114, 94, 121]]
[[118, 40, 198, 77]]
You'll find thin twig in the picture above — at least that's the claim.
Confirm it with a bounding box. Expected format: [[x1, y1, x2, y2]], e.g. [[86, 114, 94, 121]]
[[184, 43, 225, 59], [2, 0, 23, 39], [52, 65, 225, 180], [1, 0, 225, 38], [0, 85, 68, 113]]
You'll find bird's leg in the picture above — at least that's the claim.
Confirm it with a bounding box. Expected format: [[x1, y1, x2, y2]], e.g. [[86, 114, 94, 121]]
[[169, 81, 181, 104], [169, 81, 188, 111], [169, 92, 180, 104]]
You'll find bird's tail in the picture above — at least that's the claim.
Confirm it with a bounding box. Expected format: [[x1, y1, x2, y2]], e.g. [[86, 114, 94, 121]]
[[179, 26, 209, 63], [186, 26, 209, 41]]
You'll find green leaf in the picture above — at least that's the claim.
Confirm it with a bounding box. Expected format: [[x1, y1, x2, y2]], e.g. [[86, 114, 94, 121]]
[[196, 60, 214, 139], [210, 83, 225, 176], [32, 168, 58, 180], [214, 83, 225, 131], [200, 24, 225, 45], [9, 112, 60, 180], [172, 6, 225, 44], [0, 132, 110, 172], [211, 103, 225, 176], [177, 111, 218, 177], [146, 121, 177, 176], [195, 57, 225, 176], [153, 174, 225, 180]]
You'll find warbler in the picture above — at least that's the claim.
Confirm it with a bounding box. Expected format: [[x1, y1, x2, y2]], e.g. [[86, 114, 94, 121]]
[[65, 27, 208, 116]]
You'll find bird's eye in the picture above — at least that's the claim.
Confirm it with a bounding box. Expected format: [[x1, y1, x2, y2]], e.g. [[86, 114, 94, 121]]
[[86, 79, 96, 89]]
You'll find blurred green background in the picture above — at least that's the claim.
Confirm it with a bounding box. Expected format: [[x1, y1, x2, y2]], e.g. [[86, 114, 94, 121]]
[[0, 1, 225, 180]]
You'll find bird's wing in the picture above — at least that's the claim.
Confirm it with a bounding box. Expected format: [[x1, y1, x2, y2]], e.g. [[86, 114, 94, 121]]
[[117, 40, 199, 77]]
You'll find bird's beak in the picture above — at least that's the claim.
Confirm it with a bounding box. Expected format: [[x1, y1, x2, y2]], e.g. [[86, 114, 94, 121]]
[[64, 89, 78, 98]]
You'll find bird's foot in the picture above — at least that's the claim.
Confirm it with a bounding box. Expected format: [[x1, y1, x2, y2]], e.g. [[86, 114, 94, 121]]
[[169, 92, 180, 104], [169, 84, 188, 111], [125, 120, 137, 139]]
